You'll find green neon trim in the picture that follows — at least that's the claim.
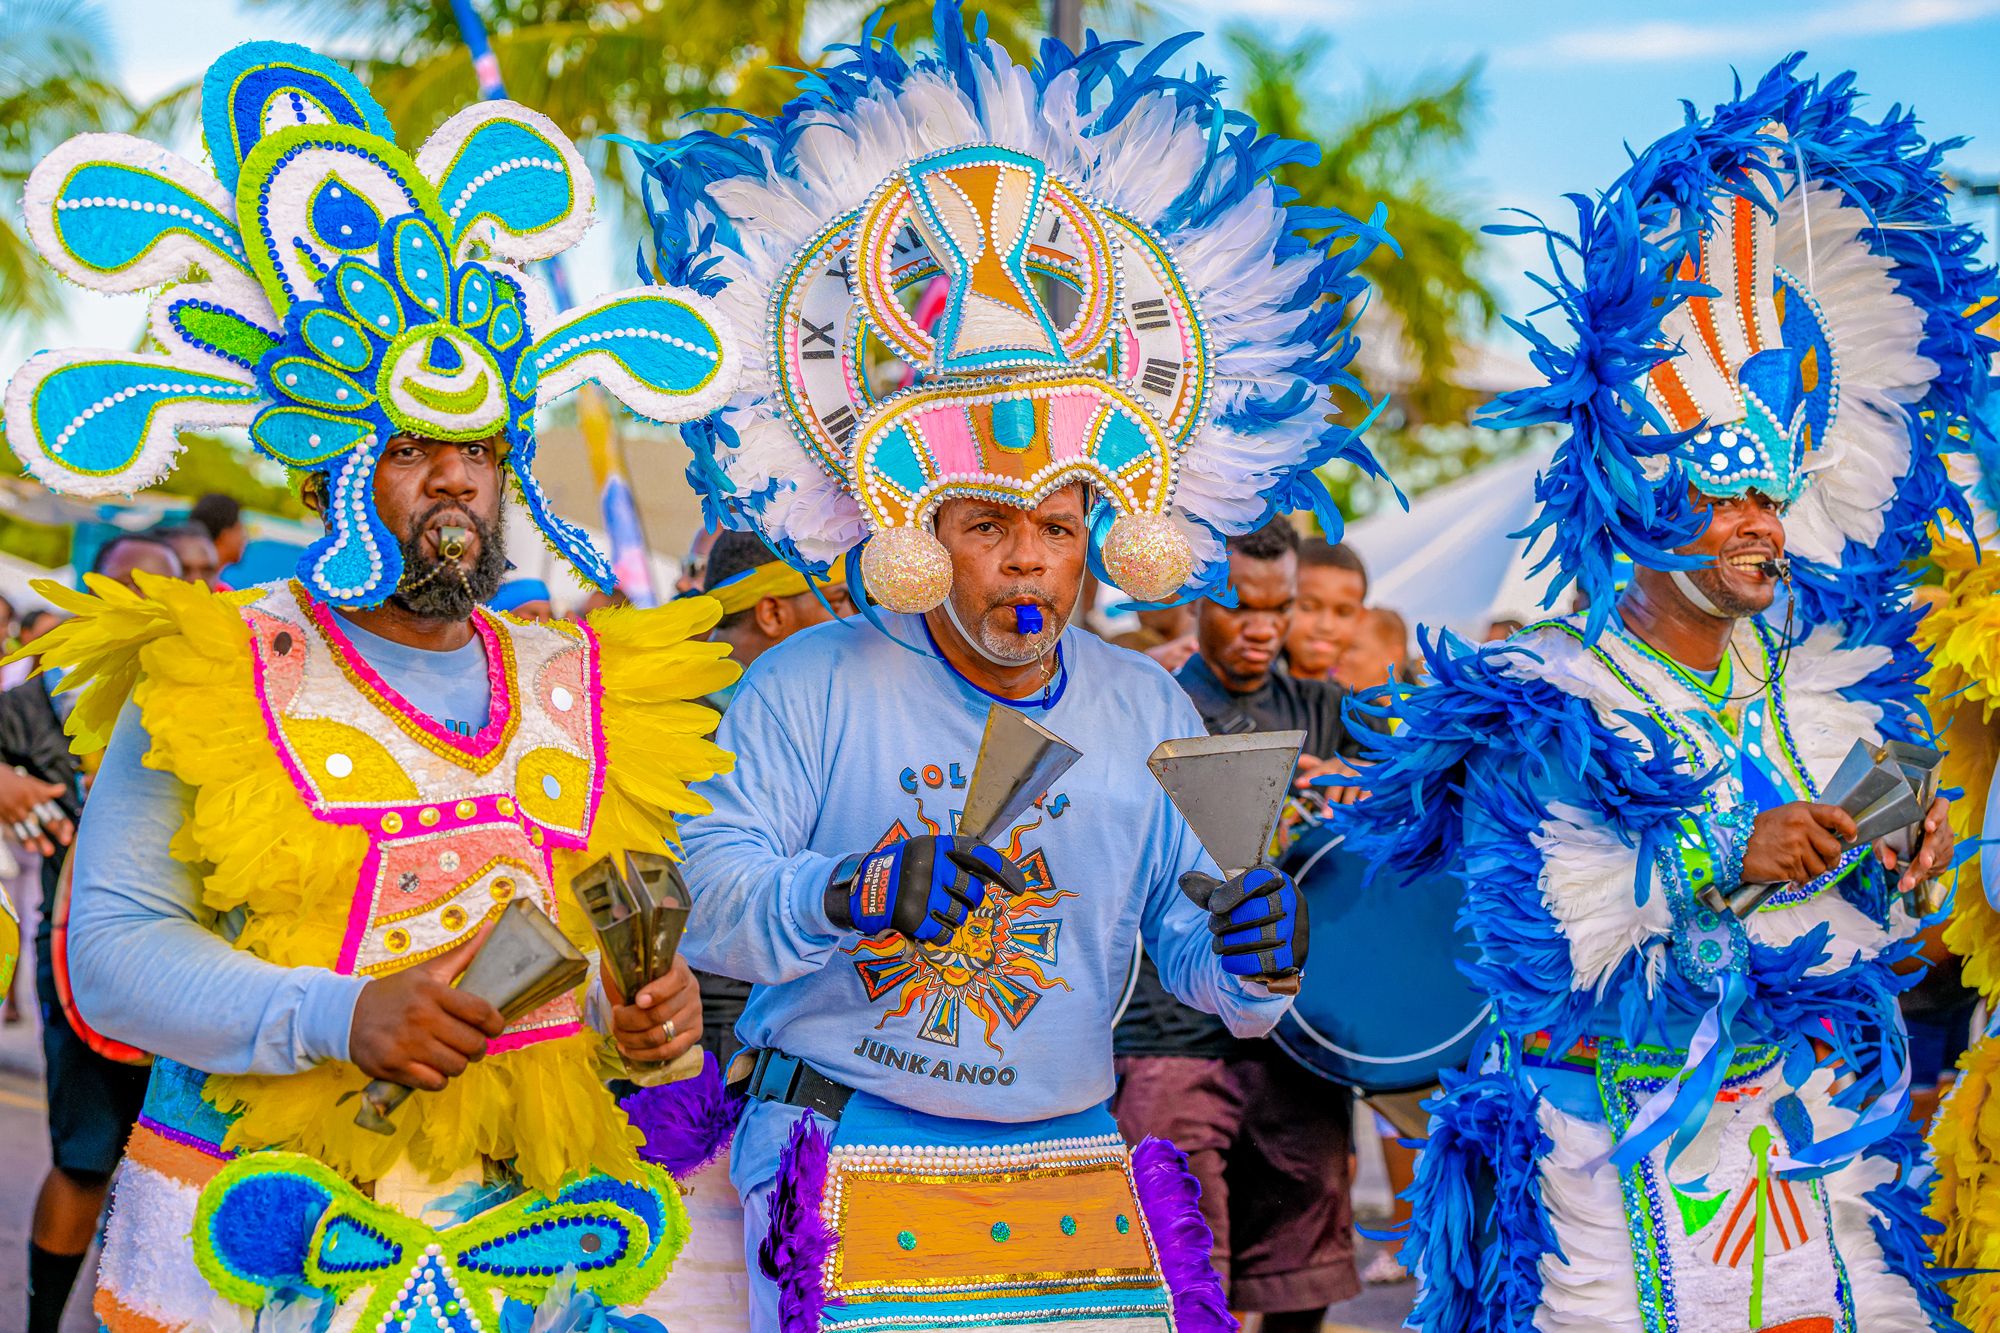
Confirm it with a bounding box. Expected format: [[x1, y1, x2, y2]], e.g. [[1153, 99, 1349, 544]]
[[1671, 1183, 1728, 1236], [1749, 1124, 1771, 1328], [402, 367, 492, 414]]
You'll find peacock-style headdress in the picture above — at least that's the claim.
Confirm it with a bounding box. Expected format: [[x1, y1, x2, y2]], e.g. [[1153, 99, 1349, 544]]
[[627, 2, 1389, 614], [3, 42, 737, 607], [1489, 57, 1994, 677]]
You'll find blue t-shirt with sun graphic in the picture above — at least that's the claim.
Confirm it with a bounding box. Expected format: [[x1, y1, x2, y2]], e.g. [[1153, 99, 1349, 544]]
[[678, 612, 1289, 1123]]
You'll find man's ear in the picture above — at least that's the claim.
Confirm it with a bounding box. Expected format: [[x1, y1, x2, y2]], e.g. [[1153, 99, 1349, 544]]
[[753, 595, 788, 639]]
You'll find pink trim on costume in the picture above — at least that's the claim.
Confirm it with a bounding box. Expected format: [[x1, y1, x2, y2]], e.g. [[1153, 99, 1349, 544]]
[[244, 609, 324, 816], [302, 595, 517, 764], [490, 1020, 583, 1054], [917, 405, 980, 477], [575, 618, 608, 847], [1049, 391, 1098, 460], [336, 839, 389, 975]]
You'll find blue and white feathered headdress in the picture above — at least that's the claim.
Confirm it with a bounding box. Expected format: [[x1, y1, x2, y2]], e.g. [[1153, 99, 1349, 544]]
[[3, 42, 737, 607], [627, 2, 1390, 613], [1489, 56, 1993, 657]]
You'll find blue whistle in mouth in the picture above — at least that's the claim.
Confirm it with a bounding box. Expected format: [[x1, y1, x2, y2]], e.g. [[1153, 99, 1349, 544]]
[[1013, 604, 1044, 635]]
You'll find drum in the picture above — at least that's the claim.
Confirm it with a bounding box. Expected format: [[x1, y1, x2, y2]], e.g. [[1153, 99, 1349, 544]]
[[1272, 820, 1490, 1092]]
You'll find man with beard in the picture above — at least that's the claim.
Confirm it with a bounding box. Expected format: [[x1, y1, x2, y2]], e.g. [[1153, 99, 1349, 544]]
[[38, 431, 731, 1328], [0, 39, 743, 1329]]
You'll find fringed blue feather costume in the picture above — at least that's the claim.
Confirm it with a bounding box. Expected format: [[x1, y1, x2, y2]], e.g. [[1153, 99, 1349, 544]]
[[1343, 56, 1993, 1333]]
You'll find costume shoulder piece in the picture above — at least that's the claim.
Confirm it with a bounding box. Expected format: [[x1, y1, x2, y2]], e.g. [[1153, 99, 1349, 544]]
[[1919, 295, 2000, 1324], [4, 41, 738, 607], [630, 0, 1389, 612], [1487, 56, 1993, 692]]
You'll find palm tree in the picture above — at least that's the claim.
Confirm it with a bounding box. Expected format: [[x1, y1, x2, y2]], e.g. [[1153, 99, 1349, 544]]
[[0, 0, 131, 338], [1227, 28, 1496, 426], [232, 0, 1095, 218]]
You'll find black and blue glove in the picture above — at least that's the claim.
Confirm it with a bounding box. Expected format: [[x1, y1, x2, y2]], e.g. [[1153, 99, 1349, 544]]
[[825, 834, 1029, 943], [1180, 866, 1308, 980]]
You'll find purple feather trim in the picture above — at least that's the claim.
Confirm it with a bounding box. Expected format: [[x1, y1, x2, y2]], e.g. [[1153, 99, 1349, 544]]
[[620, 1051, 746, 1180], [1130, 1136, 1237, 1333], [757, 1114, 838, 1333]]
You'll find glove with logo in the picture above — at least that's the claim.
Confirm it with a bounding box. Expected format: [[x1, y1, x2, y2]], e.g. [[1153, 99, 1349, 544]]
[[1179, 866, 1308, 981], [825, 834, 1029, 943]]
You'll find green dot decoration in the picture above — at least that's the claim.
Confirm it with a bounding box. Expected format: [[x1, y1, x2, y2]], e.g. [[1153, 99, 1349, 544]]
[[1061, 1214, 1077, 1236], [897, 1230, 916, 1251], [991, 1221, 1011, 1242], [1115, 1214, 1131, 1234]]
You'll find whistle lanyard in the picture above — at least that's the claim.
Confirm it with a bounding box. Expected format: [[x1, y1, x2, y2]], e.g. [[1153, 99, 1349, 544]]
[[919, 617, 1069, 712]]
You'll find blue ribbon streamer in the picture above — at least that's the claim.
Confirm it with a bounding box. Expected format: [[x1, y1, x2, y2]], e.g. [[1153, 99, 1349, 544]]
[[1597, 971, 1747, 1175], [1769, 999, 1913, 1180]]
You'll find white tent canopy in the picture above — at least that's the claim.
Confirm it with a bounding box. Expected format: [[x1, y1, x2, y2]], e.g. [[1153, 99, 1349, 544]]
[[1342, 444, 1561, 639]]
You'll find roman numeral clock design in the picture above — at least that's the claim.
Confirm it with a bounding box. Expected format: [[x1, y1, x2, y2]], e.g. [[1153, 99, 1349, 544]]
[[763, 143, 1213, 611]]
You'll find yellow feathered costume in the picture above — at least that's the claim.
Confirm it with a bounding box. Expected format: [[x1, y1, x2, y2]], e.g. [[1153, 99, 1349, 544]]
[[1919, 535, 2000, 1327], [31, 572, 737, 1194]]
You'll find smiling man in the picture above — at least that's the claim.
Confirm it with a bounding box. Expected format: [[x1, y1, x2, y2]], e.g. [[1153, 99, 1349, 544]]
[[1340, 66, 1983, 1333], [0, 41, 740, 1331]]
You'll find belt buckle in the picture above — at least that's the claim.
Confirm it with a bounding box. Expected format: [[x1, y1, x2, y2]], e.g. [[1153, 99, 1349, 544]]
[[745, 1048, 804, 1104]]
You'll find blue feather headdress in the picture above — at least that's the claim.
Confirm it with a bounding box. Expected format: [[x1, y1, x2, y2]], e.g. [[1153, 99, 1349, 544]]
[[1488, 55, 1994, 660], [3, 42, 738, 607], [625, 1, 1391, 613]]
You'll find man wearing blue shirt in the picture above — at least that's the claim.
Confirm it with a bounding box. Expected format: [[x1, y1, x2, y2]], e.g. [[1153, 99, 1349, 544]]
[[681, 483, 1310, 1332]]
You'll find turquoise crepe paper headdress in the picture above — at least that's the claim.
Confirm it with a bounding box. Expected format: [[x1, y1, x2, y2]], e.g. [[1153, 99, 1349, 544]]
[[4, 41, 737, 607]]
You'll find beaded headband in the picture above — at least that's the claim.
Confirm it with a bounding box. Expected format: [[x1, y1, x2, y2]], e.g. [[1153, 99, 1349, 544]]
[[1492, 57, 1991, 652], [632, 2, 1387, 613], [3, 42, 737, 608]]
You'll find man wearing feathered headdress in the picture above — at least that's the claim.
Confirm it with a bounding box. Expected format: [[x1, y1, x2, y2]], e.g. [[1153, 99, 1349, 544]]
[[630, 5, 1385, 1329], [1338, 59, 1993, 1333], [1, 41, 747, 1332]]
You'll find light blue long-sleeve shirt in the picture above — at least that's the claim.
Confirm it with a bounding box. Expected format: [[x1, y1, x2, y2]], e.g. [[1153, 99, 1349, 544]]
[[66, 615, 491, 1077], [678, 612, 1290, 1124]]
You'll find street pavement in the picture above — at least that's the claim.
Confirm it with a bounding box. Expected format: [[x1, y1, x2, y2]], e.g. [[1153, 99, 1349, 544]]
[[0, 923, 1415, 1333]]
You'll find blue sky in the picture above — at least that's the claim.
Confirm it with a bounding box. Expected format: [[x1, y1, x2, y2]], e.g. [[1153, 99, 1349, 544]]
[[18, 0, 2000, 362]]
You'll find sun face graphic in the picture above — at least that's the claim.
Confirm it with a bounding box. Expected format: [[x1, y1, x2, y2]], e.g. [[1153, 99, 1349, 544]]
[[848, 802, 1074, 1050]]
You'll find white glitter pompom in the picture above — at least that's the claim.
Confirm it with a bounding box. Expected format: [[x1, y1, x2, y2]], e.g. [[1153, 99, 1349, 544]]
[[861, 524, 953, 612], [1102, 512, 1194, 603]]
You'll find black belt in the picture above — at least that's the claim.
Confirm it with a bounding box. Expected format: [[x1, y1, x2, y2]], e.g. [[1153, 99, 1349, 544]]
[[727, 1047, 855, 1121]]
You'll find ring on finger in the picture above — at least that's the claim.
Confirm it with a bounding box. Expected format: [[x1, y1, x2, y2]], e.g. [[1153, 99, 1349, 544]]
[[662, 1019, 677, 1045]]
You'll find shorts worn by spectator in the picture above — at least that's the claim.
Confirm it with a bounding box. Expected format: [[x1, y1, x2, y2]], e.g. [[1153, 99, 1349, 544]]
[[1113, 518, 1364, 1325]]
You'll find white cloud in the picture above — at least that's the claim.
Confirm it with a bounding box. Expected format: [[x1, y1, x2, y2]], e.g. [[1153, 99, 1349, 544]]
[[1506, 0, 2000, 66]]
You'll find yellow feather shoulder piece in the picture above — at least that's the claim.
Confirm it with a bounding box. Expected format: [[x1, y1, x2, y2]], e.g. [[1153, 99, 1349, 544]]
[[560, 596, 739, 875], [16, 572, 259, 753], [1915, 537, 2000, 1006], [1919, 535, 2000, 1301], [1929, 1036, 2000, 1326]]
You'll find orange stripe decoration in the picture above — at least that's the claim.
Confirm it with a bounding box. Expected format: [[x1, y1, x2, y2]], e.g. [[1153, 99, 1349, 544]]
[[1649, 362, 1704, 431], [1733, 195, 1765, 354], [1781, 1177, 1808, 1242], [1683, 250, 1730, 381], [1715, 1185, 1757, 1264], [125, 1123, 230, 1188]]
